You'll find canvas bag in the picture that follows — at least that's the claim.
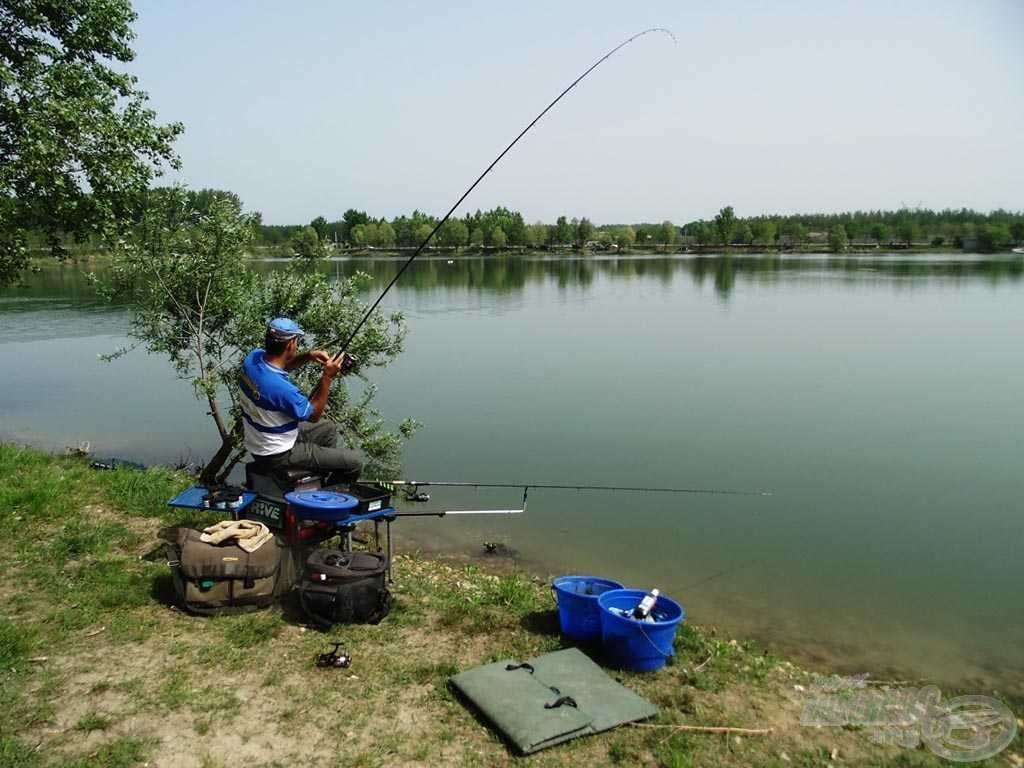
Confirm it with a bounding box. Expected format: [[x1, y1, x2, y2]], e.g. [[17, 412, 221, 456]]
[[168, 528, 285, 615], [297, 550, 391, 629]]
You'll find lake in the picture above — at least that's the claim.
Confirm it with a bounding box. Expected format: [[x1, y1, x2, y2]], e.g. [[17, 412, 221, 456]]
[[2, 253, 1022, 696]]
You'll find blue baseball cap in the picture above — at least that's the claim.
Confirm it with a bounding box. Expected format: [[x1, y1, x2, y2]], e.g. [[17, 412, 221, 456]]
[[267, 317, 305, 341]]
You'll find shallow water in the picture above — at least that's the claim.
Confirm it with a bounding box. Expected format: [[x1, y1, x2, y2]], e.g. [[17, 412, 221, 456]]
[[2, 253, 1022, 695]]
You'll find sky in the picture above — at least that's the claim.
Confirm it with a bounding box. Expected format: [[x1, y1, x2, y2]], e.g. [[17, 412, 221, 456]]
[[130, 0, 1023, 225]]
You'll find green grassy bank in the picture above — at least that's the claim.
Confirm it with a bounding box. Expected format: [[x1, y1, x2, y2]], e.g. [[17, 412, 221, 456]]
[[0, 445, 1019, 767]]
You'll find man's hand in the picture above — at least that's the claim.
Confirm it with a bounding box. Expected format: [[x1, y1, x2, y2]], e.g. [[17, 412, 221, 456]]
[[308, 349, 332, 366], [322, 353, 344, 379], [325, 351, 358, 376]]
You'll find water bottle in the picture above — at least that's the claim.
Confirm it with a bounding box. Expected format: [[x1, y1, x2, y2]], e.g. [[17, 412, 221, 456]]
[[631, 588, 660, 620]]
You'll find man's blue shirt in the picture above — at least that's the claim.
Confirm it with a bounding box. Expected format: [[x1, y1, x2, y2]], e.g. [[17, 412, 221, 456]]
[[237, 349, 313, 455]]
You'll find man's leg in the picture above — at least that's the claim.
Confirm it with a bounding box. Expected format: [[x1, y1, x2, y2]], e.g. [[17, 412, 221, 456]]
[[297, 420, 338, 448], [285, 436, 363, 483]]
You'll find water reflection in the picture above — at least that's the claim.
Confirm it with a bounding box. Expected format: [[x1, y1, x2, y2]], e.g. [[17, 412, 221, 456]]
[[3, 253, 1021, 309], [271, 253, 1024, 299]]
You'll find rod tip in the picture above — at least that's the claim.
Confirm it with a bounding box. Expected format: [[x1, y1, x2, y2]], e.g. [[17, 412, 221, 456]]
[[650, 27, 678, 44]]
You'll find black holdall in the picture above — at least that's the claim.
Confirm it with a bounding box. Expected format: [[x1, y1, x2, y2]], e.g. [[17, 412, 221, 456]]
[[298, 550, 391, 629]]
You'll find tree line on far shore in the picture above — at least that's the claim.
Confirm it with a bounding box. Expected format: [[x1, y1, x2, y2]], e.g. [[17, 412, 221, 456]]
[[255, 202, 1024, 257], [18, 192, 1024, 260]]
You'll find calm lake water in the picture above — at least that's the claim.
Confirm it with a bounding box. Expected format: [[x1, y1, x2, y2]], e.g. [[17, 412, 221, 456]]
[[2, 253, 1022, 695]]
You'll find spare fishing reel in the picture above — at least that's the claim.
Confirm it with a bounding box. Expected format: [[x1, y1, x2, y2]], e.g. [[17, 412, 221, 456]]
[[316, 642, 352, 669], [201, 484, 245, 510], [401, 483, 430, 503]]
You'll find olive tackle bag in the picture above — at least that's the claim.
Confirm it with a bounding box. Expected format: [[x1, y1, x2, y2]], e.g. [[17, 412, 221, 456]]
[[167, 528, 287, 615], [297, 549, 391, 629]]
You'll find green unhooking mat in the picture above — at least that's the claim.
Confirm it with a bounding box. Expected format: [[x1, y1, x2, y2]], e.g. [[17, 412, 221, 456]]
[[449, 647, 658, 754]]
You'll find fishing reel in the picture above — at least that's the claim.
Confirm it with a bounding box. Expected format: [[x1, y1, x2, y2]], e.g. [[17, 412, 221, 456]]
[[340, 352, 359, 375], [316, 642, 352, 669], [401, 483, 430, 503]]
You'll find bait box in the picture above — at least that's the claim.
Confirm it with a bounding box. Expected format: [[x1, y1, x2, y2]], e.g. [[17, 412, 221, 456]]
[[347, 483, 393, 514]]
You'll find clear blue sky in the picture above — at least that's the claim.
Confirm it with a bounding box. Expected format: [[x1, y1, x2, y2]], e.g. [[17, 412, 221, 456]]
[[131, 0, 1022, 225]]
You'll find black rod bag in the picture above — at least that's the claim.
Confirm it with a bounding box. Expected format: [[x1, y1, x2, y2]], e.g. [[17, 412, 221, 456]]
[[298, 550, 391, 628]]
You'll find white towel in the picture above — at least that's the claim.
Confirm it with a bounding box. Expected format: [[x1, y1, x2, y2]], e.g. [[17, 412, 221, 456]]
[[200, 520, 273, 553]]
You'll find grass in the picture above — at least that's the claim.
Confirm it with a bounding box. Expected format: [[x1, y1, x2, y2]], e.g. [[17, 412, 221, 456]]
[[61, 738, 154, 768], [0, 620, 33, 671], [74, 713, 113, 733], [0, 444, 1020, 767]]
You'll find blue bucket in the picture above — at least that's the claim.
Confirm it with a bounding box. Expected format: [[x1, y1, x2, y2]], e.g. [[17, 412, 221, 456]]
[[552, 576, 625, 642], [598, 589, 686, 672]]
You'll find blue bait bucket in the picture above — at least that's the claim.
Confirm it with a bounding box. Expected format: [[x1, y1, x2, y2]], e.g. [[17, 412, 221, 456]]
[[552, 575, 625, 642], [598, 588, 685, 672]]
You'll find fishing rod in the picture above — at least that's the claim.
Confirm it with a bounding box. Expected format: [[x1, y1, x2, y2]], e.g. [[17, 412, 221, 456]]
[[381, 480, 771, 499], [392, 509, 524, 518], [327, 27, 675, 354]]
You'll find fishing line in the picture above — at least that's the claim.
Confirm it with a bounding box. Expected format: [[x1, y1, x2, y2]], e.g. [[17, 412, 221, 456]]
[[330, 27, 676, 352]]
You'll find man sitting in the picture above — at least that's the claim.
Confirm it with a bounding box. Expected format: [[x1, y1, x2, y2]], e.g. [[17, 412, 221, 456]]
[[238, 317, 361, 483]]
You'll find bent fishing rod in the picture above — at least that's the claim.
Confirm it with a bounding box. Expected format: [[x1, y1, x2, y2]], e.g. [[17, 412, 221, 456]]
[[326, 27, 675, 355]]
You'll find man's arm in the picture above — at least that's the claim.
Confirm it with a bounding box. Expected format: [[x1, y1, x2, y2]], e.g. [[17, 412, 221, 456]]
[[305, 353, 347, 422], [285, 349, 330, 372]]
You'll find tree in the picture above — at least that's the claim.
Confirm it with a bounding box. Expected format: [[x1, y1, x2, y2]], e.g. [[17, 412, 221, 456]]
[[413, 223, 433, 246], [554, 215, 573, 245], [714, 206, 736, 246], [829, 224, 849, 253], [576, 217, 594, 245], [695, 222, 714, 246], [977, 223, 1010, 253], [102, 189, 417, 482], [489, 226, 507, 249], [896, 219, 919, 246], [869, 222, 890, 244], [391, 210, 437, 247], [783, 221, 806, 247], [341, 209, 369, 245], [189, 189, 242, 216], [373, 220, 396, 249], [437, 219, 468, 248], [659, 220, 678, 245], [291, 226, 325, 259], [1011, 221, 1024, 244], [0, 0, 183, 285], [526, 222, 550, 248], [469, 227, 484, 248], [309, 216, 329, 241], [614, 226, 636, 250], [733, 223, 753, 245], [349, 223, 370, 247], [750, 219, 777, 247]]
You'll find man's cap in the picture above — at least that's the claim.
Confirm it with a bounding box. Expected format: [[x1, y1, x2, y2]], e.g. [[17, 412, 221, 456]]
[[267, 317, 305, 341]]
